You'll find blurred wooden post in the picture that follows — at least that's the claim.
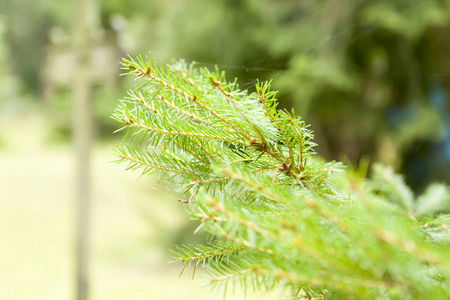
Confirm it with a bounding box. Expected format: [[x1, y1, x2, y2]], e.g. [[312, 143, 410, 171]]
[[72, 0, 96, 299]]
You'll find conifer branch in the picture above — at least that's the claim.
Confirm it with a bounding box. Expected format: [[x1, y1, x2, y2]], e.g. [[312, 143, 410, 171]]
[[117, 153, 185, 175], [133, 65, 256, 145], [148, 91, 212, 126], [174, 246, 246, 263], [124, 113, 243, 143], [218, 231, 275, 256], [220, 168, 293, 208], [207, 198, 274, 239], [373, 229, 442, 265], [133, 96, 165, 119], [259, 86, 295, 166], [190, 177, 230, 184], [210, 77, 266, 144], [114, 55, 450, 299], [169, 139, 212, 165], [288, 118, 305, 171]]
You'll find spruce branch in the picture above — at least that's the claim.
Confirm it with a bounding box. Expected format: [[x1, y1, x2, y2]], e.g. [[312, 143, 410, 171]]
[[113, 55, 450, 299], [171, 242, 246, 265]]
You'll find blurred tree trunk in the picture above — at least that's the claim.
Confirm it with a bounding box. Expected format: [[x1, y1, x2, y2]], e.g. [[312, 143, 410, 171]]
[[72, 0, 97, 299]]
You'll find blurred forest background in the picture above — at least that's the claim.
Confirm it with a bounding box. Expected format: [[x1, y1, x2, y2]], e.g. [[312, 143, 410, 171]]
[[1, 0, 450, 299]]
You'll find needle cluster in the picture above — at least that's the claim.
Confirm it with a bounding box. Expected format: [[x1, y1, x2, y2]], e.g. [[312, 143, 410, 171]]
[[113, 55, 450, 299]]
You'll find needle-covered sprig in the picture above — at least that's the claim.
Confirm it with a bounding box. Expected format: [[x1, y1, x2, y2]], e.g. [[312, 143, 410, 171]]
[[113, 54, 450, 299]]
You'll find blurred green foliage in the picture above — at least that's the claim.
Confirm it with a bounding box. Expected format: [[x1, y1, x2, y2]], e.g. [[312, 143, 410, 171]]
[[1, 0, 450, 188], [0, 16, 18, 113], [0, 0, 71, 93]]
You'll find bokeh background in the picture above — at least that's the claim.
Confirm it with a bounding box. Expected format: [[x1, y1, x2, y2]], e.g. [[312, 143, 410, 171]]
[[1, 0, 450, 299]]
